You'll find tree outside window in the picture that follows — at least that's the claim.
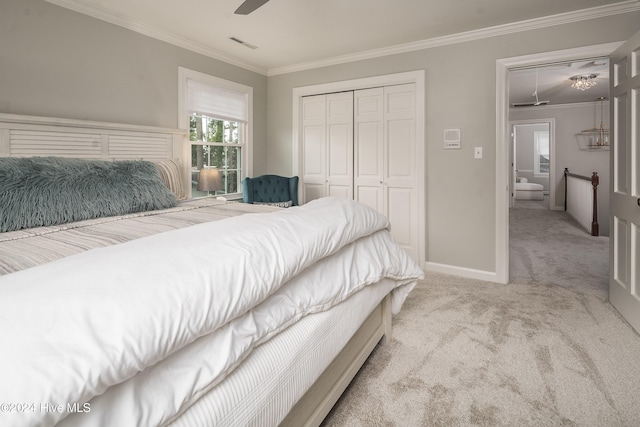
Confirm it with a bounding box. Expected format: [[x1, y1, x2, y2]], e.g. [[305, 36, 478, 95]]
[[190, 114, 243, 197]]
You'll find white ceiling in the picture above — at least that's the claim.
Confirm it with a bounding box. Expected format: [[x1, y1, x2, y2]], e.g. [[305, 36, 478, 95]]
[[46, 0, 636, 104], [509, 59, 610, 107]]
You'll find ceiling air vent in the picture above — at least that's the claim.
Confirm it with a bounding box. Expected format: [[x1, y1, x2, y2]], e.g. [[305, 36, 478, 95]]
[[230, 37, 258, 49]]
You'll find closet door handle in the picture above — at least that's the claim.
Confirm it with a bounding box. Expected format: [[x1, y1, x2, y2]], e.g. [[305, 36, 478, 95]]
[[637, 198, 640, 207]]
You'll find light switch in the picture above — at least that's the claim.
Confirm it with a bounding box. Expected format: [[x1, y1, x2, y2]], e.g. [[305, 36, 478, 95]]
[[474, 147, 483, 159]]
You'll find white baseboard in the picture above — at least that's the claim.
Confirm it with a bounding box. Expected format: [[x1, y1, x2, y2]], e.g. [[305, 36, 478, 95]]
[[423, 261, 500, 283]]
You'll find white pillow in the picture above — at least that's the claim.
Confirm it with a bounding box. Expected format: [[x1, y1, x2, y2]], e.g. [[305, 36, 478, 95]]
[[254, 200, 293, 208]]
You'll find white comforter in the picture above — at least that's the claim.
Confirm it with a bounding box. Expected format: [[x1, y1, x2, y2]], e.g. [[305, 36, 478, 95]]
[[0, 197, 423, 427]]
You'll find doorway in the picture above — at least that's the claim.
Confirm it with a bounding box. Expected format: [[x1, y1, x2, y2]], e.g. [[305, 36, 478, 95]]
[[495, 42, 622, 284], [510, 120, 554, 210]]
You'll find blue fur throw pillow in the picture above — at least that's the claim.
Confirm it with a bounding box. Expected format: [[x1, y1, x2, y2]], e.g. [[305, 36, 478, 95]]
[[0, 157, 178, 232]]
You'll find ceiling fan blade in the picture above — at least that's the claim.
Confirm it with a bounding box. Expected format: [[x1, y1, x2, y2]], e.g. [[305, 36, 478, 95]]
[[235, 0, 270, 15], [578, 60, 607, 70]]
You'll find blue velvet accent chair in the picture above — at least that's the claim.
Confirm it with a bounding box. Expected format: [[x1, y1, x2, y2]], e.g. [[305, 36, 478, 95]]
[[242, 175, 299, 206]]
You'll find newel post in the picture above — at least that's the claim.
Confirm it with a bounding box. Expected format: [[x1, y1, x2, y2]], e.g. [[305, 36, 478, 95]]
[[564, 168, 569, 211], [591, 172, 599, 236]]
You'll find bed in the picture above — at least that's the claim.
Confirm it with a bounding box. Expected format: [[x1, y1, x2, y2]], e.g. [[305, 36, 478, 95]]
[[0, 114, 424, 427], [515, 178, 544, 200]]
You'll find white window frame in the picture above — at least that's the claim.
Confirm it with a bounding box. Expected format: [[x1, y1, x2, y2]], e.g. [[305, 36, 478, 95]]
[[178, 67, 253, 199], [533, 130, 549, 178], [190, 115, 244, 197]]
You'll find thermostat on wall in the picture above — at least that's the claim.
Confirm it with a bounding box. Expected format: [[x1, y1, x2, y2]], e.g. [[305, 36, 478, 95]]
[[444, 128, 461, 149]]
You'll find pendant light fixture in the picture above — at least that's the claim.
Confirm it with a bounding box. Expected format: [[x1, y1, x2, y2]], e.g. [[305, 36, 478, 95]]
[[570, 74, 598, 91], [576, 97, 609, 150]]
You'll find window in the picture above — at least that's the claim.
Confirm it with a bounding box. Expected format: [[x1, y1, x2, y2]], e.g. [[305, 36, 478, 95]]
[[534, 131, 549, 177], [179, 68, 252, 198], [190, 115, 243, 197]]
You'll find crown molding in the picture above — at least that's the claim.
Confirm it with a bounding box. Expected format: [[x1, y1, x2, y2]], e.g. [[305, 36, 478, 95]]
[[44, 0, 269, 76], [45, 0, 639, 78], [268, 0, 640, 76]]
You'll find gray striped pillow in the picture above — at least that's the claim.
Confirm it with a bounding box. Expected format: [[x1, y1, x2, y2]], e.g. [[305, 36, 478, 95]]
[[153, 159, 187, 201]]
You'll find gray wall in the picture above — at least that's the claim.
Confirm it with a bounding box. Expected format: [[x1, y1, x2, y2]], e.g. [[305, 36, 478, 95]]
[[267, 15, 639, 273], [0, 0, 270, 174]]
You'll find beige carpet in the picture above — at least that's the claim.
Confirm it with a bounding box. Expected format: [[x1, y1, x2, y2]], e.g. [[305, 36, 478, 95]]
[[322, 200, 640, 426]]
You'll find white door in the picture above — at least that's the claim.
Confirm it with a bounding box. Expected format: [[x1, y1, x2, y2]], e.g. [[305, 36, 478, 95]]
[[301, 94, 327, 202], [301, 84, 419, 261], [301, 92, 353, 202], [354, 87, 384, 212], [384, 84, 418, 260], [609, 30, 640, 334], [511, 125, 517, 208], [326, 92, 354, 199], [354, 84, 418, 260]]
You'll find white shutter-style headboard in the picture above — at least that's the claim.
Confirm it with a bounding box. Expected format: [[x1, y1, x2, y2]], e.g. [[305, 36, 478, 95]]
[[0, 113, 186, 161]]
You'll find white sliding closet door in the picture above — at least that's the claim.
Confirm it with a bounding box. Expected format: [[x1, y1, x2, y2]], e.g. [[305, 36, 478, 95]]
[[301, 84, 418, 260], [355, 84, 417, 259], [384, 84, 418, 260], [327, 92, 354, 198], [354, 88, 384, 212], [301, 95, 326, 202], [301, 92, 353, 201]]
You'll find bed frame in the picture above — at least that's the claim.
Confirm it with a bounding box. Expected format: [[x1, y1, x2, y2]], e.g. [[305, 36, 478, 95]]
[[282, 295, 392, 426], [0, 112, 394, 426]]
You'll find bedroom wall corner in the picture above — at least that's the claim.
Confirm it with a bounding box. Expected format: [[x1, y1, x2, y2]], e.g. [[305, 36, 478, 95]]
[[0, 0, 270, 174], [424, 262, 498, 283]]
